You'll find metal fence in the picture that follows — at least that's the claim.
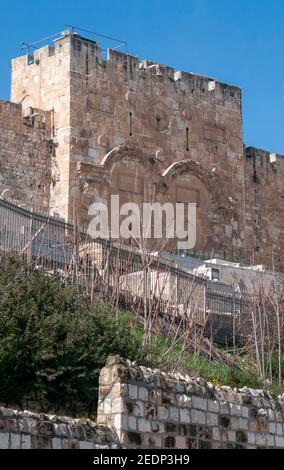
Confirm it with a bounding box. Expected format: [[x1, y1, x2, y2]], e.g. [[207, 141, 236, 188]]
[[0, 198, 250, 344]]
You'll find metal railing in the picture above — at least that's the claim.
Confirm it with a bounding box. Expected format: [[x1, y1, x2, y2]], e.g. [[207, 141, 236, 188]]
[[0, 198, 250, 344]]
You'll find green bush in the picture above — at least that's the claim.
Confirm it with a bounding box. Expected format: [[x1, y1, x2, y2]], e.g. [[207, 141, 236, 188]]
[[0, 254, 147, 415]]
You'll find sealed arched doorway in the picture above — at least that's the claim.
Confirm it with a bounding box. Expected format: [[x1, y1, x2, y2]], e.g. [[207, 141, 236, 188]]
[[163, 161, 213, 256], [109, 158, 155, 246]]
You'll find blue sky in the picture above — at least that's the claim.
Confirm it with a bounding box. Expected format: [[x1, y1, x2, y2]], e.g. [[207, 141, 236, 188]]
[[0, 0, 283, 153]]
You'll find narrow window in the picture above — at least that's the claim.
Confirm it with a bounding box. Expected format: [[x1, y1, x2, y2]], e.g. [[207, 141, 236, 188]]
[[186, 127, 189, 151], [129, 112, 133, 136], [27, 54, 34, 66]]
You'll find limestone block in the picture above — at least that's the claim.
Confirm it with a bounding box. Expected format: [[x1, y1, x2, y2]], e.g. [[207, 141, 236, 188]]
[[157, 406, 169, 421], [176, 394, 192, 408], [79, 441, 94, 449], [133, 401, 144, 417], [247, 432, 256, 445], [190, 409, 206, 425], [180, 408, 191, 424], [268, 422, 276, 434], [212, 427, 220, 441], [175, 436, 187, 449], [138, 418, 151, 433], [266, 434, 275, 447], [207, 413, 218, 426], [10, 433, 21, 449], [0, 433, 9, 449], [21, 434, 32, 449], [231, 418, 241, 430], [255, 433, 266, 447], [241, 407, 249, 419], [54, 423, 68, 437], [169, 406, 179, 422], [112, 397, 125, 413], [227, 431, 236, 442], [52, 437, 62, 449], [275, 436, 284, 448], [229, 403, 242, 417], [128, 385, 138, 400], [208, 400, 220, 413], [128, 416, 137, 431], [138, 387, 149, 401], [192, 397, 208, 411]]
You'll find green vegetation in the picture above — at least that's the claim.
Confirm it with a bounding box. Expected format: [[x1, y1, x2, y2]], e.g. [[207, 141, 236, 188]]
[[0, 253, 282, 416], [140, 331, 262, 390], [0, 254, 148, 415]]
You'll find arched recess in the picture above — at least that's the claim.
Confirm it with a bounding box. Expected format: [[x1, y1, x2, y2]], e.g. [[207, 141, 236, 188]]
[[101, 144, 160, 175], [162, 160, 216, 194], [162, 160, 217, 255], [101, 144, 159, 245], [21, 95, 34, 115]]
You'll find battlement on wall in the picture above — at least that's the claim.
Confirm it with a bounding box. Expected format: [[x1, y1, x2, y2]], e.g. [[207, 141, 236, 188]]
[[0, 99, 52, 134], [12, 31, 241, 107], [107, 43, 240, 107], [246, 146, 284, 164], [245, 146, 284, 180]]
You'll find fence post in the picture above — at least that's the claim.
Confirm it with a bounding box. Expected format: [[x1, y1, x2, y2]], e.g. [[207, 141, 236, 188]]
[[28, 208, 34, 265], [233, 292, 236, 355]]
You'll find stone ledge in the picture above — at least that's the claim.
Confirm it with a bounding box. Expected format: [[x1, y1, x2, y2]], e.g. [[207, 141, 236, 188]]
[[104, 356, 284, 409]]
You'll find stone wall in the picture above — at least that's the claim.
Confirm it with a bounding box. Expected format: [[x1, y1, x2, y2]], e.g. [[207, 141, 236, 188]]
[[67, 36, 245, 260], [10, 32, 245, 261], [0, 407, 120, 449], [244, 147, 284, 271], [11, 36, 72, 218], [5, 31, 284, 270], [1, 356, 284, 449], [97, 356, 284, 449], [0, 100, 53, 210]]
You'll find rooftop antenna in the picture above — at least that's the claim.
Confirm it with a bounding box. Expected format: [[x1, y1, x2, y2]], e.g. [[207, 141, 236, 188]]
[[21, 28, 73, 55], [64, 24, 127, 52], [21, 26, 128, 57]]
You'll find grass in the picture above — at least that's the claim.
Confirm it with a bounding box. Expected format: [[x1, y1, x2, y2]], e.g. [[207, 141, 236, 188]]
[[122, 311, 275, 391], [150, 333, 262, 389]]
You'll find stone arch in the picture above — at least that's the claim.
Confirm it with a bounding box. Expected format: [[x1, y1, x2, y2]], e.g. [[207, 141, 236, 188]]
[[21, 95, 34, 115], [162, 160, 216, 195], [162, 160, 217, 255], [101, 144, 160, 175], [102, 144, 159, 246]]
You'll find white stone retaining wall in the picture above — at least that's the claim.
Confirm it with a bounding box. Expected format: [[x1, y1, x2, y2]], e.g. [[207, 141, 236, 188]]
[[97, 356, 284, 449], [1, 356, 284, 449]]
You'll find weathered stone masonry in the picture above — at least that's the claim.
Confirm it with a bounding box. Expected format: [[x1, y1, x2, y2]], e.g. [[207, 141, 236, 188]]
[[0, 31, 283, 269], [1, 356, 284, 449], [0, 408, 120, 449], [0, 100, 53, 210], [97, 357, 284, 449]]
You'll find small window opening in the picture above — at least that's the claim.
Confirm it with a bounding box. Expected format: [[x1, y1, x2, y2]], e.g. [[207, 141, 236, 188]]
[[27, 54, 34, 66], [186, 127, 189, 151], [129, 112, 133, 136]]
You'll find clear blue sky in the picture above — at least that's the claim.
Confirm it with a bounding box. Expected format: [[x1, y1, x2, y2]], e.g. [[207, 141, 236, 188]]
[[0, 0, 283, 153]]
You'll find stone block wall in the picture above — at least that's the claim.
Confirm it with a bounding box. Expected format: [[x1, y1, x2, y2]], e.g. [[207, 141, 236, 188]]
[[0, 99, 53, 210], [10, 33, 246, 260], [1, 356, 284, 449], [5, 33, 284, 269], [0, 407, 120, 449], [97, 356, 284, 449], [244, 147, 284, 271]]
